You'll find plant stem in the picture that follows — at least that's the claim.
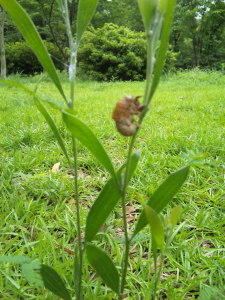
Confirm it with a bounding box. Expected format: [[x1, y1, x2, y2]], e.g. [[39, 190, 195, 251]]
[[63, 1, 82, 298], [72, 137, 82, 300], [153, 230, 170, 300], [119, 134, 137, 299]]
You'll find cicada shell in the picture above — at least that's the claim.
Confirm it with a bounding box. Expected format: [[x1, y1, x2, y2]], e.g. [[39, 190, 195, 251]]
[[112, 95, 145, 136]]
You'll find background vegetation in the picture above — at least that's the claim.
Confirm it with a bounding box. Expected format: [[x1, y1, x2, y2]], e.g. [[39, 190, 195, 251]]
[[1, 0, 225, 78], [1, 70, 225, 298], [0, 0, 225, 298]]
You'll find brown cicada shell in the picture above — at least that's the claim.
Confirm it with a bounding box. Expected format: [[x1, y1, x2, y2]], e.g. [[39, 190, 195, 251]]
[[112, 95, 145, 136]]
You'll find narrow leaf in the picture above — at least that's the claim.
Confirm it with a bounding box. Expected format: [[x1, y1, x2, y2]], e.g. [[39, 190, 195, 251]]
[[86, 244, 119, 295], [76, 0, 99, 45], [145, 205, 164, 251], [0, 80, 70, 165], [40, 96, 64, 111], [85, 152, 141, 243], [34, 99, 71, 166], [62, 110, 116, 178], [40, 264, 72, 300], [1, 79, 36, 96], [132, 166, 189, 238], [170, 205, 182, 232], [138, 0, 157, 32], [150, 0, 177, 99], [0, 0, 67, 102], [152, 236, 157, 272]]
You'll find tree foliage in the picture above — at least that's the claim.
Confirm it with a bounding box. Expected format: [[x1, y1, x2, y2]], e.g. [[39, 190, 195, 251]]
[[1, 0, 225, 74], [77, 24, 176, 81], [170, 0, 225, 69]]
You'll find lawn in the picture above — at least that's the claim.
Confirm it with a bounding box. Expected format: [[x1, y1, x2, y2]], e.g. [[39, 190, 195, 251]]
[[0, 69, 225, 299]]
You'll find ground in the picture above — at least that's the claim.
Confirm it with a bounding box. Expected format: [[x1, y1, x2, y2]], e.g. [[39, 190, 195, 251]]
[[0, 70, 225, 299]]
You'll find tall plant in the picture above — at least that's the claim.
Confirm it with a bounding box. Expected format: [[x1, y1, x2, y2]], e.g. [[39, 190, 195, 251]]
[[0, 0, 190, 299]]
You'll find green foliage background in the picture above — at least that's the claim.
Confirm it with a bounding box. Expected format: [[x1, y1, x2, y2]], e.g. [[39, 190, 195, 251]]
[[1, 0, 225, 77], [5, 41, 65, 74]]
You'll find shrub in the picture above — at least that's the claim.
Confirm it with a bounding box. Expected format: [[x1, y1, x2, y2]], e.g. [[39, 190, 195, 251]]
[[77, 23, 176, 81], [4, 41, 64, 75]]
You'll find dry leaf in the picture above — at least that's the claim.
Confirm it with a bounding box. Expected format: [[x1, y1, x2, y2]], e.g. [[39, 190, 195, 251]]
[[126, 216, 135, 223], [125, 205, 135, 214], [91, 274, 99, 281], [73, 225, 109, 242], [68, 198, 75, 212], [78, 170, 85, 179], [54, 243, 74, 255], [150, 258, 163, 274], [52, 162, 60, 174], [74, 231, 85, 242], [129, 247, 138, 254]]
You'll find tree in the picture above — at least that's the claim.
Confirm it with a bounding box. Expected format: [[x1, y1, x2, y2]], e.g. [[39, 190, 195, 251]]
[[0, 5, 6, 79], [91, 0, 144, 32], [170, 0, 225, 69]]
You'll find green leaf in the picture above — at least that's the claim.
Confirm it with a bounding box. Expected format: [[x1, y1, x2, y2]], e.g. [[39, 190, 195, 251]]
[[76, 0, 99, 46], [152, 236, 157, 271], [64, 108, 78, 116], [149, 0, 177, 99], [170, 205, 182, 233], [40, 264, 72, 300], [138, 0, 157, 32], [85, 152, 141, 243], [199, 287, 225, 300], [21, 261, 43, 288], [35, 99, 71, 166], [39, 96, 64, 111], [62, 110, 116, 178], [0, 255, 31, 264], [0, 256, 43, 288], [145, 205, 164, 251], [1, 79, 36, 96], [55, 0, 63, 11], [0, 80, 70, 165], [132, 166, 189, 238], [136, 192, 145, 205], [86, 244, 119, 295], [0, 0, 67, 103]]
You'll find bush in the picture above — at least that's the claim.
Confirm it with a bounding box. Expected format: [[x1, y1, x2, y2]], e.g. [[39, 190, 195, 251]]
[[4, 41, 64, 75], [77, 23, 176, 81]]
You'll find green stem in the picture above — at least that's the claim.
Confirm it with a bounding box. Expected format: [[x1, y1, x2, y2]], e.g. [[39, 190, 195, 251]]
[[119, 134, 137, 299], [63, 1, 82, 298], [153, 230, 170, 300], [62, 0, 73, 48], [72, 137, 83, 300]]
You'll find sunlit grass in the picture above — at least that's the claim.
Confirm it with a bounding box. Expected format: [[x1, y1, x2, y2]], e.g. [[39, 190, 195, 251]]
[[0, 69, 225, 299]]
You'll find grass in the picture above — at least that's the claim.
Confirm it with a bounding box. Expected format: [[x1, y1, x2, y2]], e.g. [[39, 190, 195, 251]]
[[0, 69, 225, 299]]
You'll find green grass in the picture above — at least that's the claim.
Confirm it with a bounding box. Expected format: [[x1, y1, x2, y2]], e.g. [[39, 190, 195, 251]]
[[0, 69, 225, 299]]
